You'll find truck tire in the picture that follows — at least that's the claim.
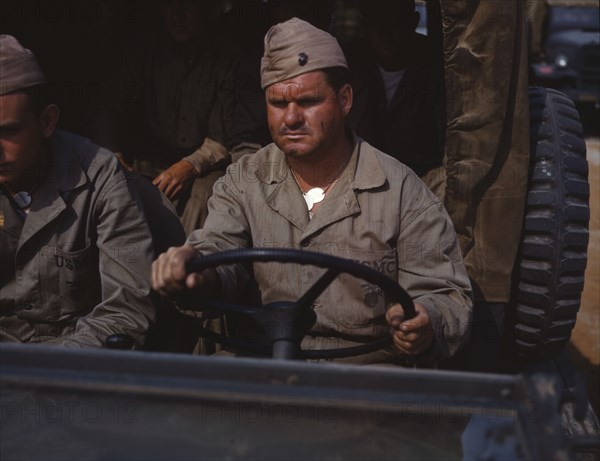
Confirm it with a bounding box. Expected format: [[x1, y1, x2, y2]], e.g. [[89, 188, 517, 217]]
[[513, 87, 590, 361]]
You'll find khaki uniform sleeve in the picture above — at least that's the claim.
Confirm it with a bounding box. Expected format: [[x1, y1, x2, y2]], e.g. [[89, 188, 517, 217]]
[[397, 176, 473, 359], [186, 170, 251, 299], [230, 142, 263, 163], [183, 137, 229, 174]]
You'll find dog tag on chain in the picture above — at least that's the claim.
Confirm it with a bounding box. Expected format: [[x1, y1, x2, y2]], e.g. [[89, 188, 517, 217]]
[[304, 188, 325, 210], [13, 191, 32, 210]]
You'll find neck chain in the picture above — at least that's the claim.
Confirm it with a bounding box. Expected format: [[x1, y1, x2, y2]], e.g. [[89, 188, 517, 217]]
[[0, 186, 33, 220], [0, 185, 33, 209], [290, 154, 351, 212]]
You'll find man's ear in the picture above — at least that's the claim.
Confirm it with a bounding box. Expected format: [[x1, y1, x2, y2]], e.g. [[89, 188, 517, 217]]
[[338, 83, 353, 116], [40, 104, 59, 138]]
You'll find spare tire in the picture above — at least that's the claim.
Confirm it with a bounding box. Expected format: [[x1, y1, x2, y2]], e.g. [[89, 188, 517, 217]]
[[513, 87, 590, 361]]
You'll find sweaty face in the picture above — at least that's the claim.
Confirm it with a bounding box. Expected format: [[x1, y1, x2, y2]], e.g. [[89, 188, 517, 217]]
[[0, 93, 47, 191], [266, 71, 351, 160]]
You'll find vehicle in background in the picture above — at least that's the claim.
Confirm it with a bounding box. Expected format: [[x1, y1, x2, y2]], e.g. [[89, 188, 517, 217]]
[[530, 0, 600, 108]]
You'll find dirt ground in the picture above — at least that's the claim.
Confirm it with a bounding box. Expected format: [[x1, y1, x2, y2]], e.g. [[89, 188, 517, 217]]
[[569, 137, 600, 412]]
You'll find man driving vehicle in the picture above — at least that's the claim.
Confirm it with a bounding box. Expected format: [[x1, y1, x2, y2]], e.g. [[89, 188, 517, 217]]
[[152, 18, 473, 365]]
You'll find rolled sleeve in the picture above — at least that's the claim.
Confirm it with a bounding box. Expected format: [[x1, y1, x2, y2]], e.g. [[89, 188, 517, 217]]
[[183, 137, 230, 175]]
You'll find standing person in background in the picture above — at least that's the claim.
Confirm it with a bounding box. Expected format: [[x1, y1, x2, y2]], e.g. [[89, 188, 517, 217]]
[[344, 0, 445, 184], [93, 0, 238, 234]]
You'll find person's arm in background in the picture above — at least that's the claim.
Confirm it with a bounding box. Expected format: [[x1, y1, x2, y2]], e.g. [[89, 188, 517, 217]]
[[183, 43, 239, 174], [156, 45, 240, 198]]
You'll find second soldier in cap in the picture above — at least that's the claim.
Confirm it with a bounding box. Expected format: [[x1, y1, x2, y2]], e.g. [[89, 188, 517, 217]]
[[0, 35, 157, 347]]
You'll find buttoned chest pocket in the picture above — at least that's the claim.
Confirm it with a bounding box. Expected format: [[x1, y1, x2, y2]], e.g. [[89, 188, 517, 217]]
[[323, 248, 398, 330], [38, 244, 100, 321]]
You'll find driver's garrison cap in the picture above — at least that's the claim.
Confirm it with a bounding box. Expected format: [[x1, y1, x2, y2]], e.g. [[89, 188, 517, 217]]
[[260, 17, 348, 90]]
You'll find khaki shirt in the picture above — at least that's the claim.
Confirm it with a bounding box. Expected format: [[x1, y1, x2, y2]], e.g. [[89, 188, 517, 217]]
[[189, 136, 473, 364], [0, 131, 156, 347]]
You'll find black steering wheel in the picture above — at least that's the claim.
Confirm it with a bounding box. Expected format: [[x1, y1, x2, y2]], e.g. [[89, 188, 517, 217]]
[[187, 248, 416, 360]]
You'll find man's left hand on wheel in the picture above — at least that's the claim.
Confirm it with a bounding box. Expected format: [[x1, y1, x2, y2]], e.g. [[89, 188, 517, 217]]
[[386, 303, 434, 355]]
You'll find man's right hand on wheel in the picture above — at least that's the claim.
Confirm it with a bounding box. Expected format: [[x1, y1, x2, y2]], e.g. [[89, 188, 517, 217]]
[[151, 245, 217, 297]]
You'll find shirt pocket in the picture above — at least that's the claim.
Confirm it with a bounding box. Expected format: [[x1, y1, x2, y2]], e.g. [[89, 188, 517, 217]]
[[38, 244, 100, 322], [323, 247, 398, 331]]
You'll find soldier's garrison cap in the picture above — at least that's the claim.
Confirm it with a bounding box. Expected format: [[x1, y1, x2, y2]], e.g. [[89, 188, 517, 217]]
[[260, 18, 348, 89], [0, 35, 46, 95]]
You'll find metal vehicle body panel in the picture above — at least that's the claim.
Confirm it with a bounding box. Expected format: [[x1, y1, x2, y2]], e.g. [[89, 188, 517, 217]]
[[0, 344, 573, 461]]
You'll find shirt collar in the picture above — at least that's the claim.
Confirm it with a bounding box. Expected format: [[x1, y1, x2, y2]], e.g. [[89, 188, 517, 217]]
[[47, 130, 89, 192], [255, 130, 388, 191]]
